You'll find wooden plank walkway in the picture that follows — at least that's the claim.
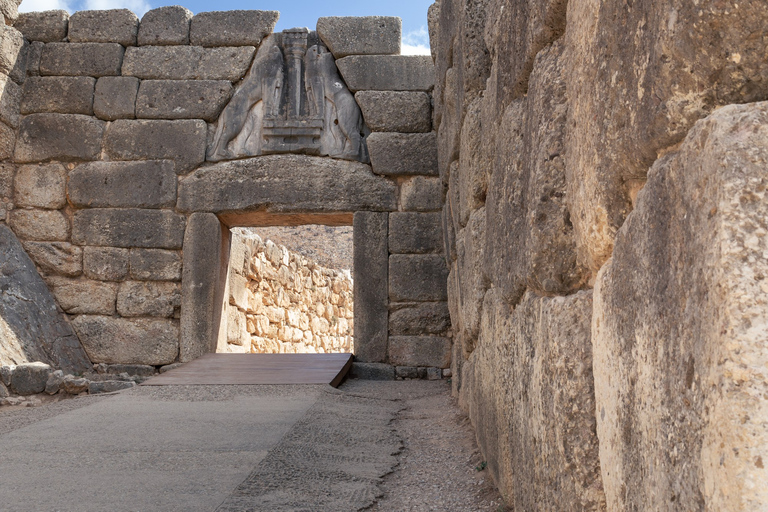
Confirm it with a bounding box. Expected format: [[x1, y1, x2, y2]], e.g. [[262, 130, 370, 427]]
[[141, 353, 354, 388]]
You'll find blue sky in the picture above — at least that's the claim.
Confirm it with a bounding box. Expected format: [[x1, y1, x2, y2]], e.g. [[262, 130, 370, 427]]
[[18, 0, 433, 54]]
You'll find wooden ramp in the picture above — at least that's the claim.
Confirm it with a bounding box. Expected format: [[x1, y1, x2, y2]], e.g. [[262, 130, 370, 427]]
[[141, 353, 354, 388]]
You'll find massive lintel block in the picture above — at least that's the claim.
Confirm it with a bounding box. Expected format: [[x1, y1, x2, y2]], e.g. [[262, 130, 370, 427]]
[[15, 113, 105, 162], [138, 6, 193, 46], [355, 91, 431, 133], [67, 9, 139, 46], [14, 11, 69, 43], [68, 160, 177, 209], [368, 132, 438, 176], [316, 16, 401, 58], [189, 10, 278, 47], [336, 55, 434, 92], [72, 208, 186, 249], [121, 45, 255, 81], [40, 42, 124, 77], [135, 80, 233, 122]]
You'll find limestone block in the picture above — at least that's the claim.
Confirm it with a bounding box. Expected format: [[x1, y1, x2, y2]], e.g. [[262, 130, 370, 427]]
[[0, 162, 12, 198], [15, 114, 105, 162], [400, 176, 443, 212], [72, 315, 178, 365], [228, 273, 248, 310], [83, 247, 129, 281], [336, 55, 434, 92], [368, 132, 437, 177], [14, 10, 68, 42], [316, 16, 400, 58], [22, 242, 82, 277], [457, 97, 488, 226], [355, 91, 431, 133], [0, 121, 13, 161], [0, 75, 21, 128], [40, 42, 124, 77], [25, 41, 42, 77], [10, 362, 50, 395], [389, 254, 448, 302], [388, 336, 450, 368], [122, 45, 255, 81], [135, 80, 233, 122], [93, 76, 139, 120], [129, 249, 182, 281], [14, 163, 66, 209], [189, 10, 278, 47], [177, 155, 397, 213], [68, 9, 139, 46], [104, 119, 207, 174], [61, 375, 88, 394], [388, 212, 442, 254], [117, 281, 180, 317], [350, 362, 395, 380], [198, 46, 256, 80], [389, 302, 450, 336], [102, 363, 156, 377], [72, 209, 185, 249], [226, 307, 247, 345], [48, 277, 117, 315], [138, 6, 193, 46], [0, 0, 19, 26], [9, 209, 69, 241], [592, 103, 768, 512], [88, 380, 135, 393], [456, 208, 488, 351], [68, 160, 176, 209], [20, 76, 95, 116], [0, 25, 24, 82]]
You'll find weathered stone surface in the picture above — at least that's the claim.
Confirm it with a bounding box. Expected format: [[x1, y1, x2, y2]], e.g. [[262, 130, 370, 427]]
[[8, 209, 69, 241], [400, 176, 443, 212], [0, 162, 12, 198], [67, 9, 138, 46], [39, 42, 124, 77], [177, 155, 397, 213], [0, 75, 21, 128], [14, 10, 68, 42], [102, 363, 156, 377], [117, 281, 180, 318], [197, 46, 256, 80], [72, 209, 186, 249], [389, 336, 450, 368], [122, 45, 255, 81], [130, 249, 182, 281], [104, 119, 207, 174], [10, 362, 50, 395], [25, 41, 43, 77], [14, 163, 66, 209], [368, 132, 437, 176], [389, 254, 448, 302], [135, 80, 233, 122], [68, 161, 177, 209], [0, 225, 91, 372], [353, 211, 388, 363], [389, 302, 450, 336], [0, 0, 20, 26], [355, 91, 431, 133], [454, 208, 488, 354], [456, 97, 488, 226], [44, 368, 64, 394], [336, 55, 434, 92], [395, 366, 427, 379], [316, 17, 401, 58], [88, 380, 136, 394], [73, 315, 178, 365], [189, 10, 278, 47], [138, 6, 193, 46], [82, 247, 129, 281], [93, 76, 139, 120], [350, 362, 395, 380], [48, 277, 117, 315], [388, 212, 442, 254], [0, 121, 13, 161], [22, 242, 82, 277], [61, 375, 88, 394], [593, 103, 768, 512], [20, 76, 95, 116], [0, 25, 24, 83], [15, 114, 105, 162]]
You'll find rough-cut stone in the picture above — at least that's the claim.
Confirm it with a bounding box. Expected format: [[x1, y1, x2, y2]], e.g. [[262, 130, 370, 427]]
[[350, 362, 394, 380], [138, 6, 193, 46], [353, 212, 388, 363], [389, 336, 450, 368], [0, 25, 24, 83], [61, 375, 88, 394], [88, 380, 136, 394], [400, 176, 443, 212], [389, 302, 450, 336], [22, 242, 82, 277], [336, 55, 435, 92], [117, 281, 180, 318], [20, 76, 95, 116], [454, 208, 488, 353], [68, 9, 139, 46], [189, 10, 278, 47], [14, 11, 68, 42], [82, 247, 129, 281], [103, 364, 156, 377], [135, 80, 233, 122], [8, 209, 69, 241], [368, 132, 437, 176], [593, 103, 768, 512], [39, 42, 124, 77], [395, 366, 426, 379], [68, 161, 177, 209], [72, 315, 178, 365], [130, 249, 182, 281], [104, 119, 206, 174], [0, 365, 12, 386], [456, 97, 488, 226], [122, 45, 255, 81], [10, 362, 50, 395], [177, 155, 397, 213], [197, 46, 256, 81], [389, 254, 448, 302], [25, 41, 43, 77], [355, 91, 431, 133], [72, 209, 186, 249], [0, 75, 21, 128], [0, 121, 13, 161], [93, 76, 139, 120], [48, 277, 117, 315], [0, 0, 20, 26], [388, 212, 442, 254], [15, 114, 105, 162], [13, 163, 66, 209], [45, 369, 64, 394], [316, 17, 401, 58]]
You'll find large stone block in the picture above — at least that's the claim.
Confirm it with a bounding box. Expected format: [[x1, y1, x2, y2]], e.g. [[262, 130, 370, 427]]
[[592, 103, 768, 511], [129, 248, 182, 281], [389, 302, 450, 336], [68, 160, 176, 209], [48, 277, 117, 315], [104, 119, 207, 174], [189, 10, 278, 47], [355, 91, 431, 133], [83, 246, 129, 281], [0, 25, 24, 82], [336, 55, 434, 92], [72, 209, 186, 249], [68, 9, 139, 46], [135, 80, 233, 122], [72, 315, 178, 365], [0, 121, 13, 161], [39, 42, 124, 77], [20, 76, 95, 115], [0, 0, 19, 26], [93, 76, 139, 120], [316, 17, 401, 58], [117, 280, 180, 317], [353, 211, 388, 363], [456, 97, 488, 227], [13, 163, 66, 209], [14, 10, 68, 42], [400, 176, 443, 212], [177, 155, 397, 214], [8, 209, 69, 241], [138, 6, 193, 46], [388, 212, 442, 254], [122, 45, 255, 81], [368, 132, 438, 176], [0, 75, 21, 128], [389, 254, 448, 302], [388, 336, 450, 368], [10, 362, 50, 395], [22, 241, 82, 277], [455, 208, 488, 351], [25, 41, 42, 77], [15, 113, 105, 162], [0, 162, 12, 198], [197, 46, 256, 81]]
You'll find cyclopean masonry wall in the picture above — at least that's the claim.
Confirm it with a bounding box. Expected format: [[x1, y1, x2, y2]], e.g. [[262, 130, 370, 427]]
[[0, 8, 449, 377]]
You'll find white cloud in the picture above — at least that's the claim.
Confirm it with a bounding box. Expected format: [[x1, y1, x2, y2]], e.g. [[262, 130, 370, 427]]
[[19, 0, 72, 13], [82, 0, 151, 16], [19, 0, 151, 16], [401, 43, 431, 56], [401, 26, 431, 56]]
